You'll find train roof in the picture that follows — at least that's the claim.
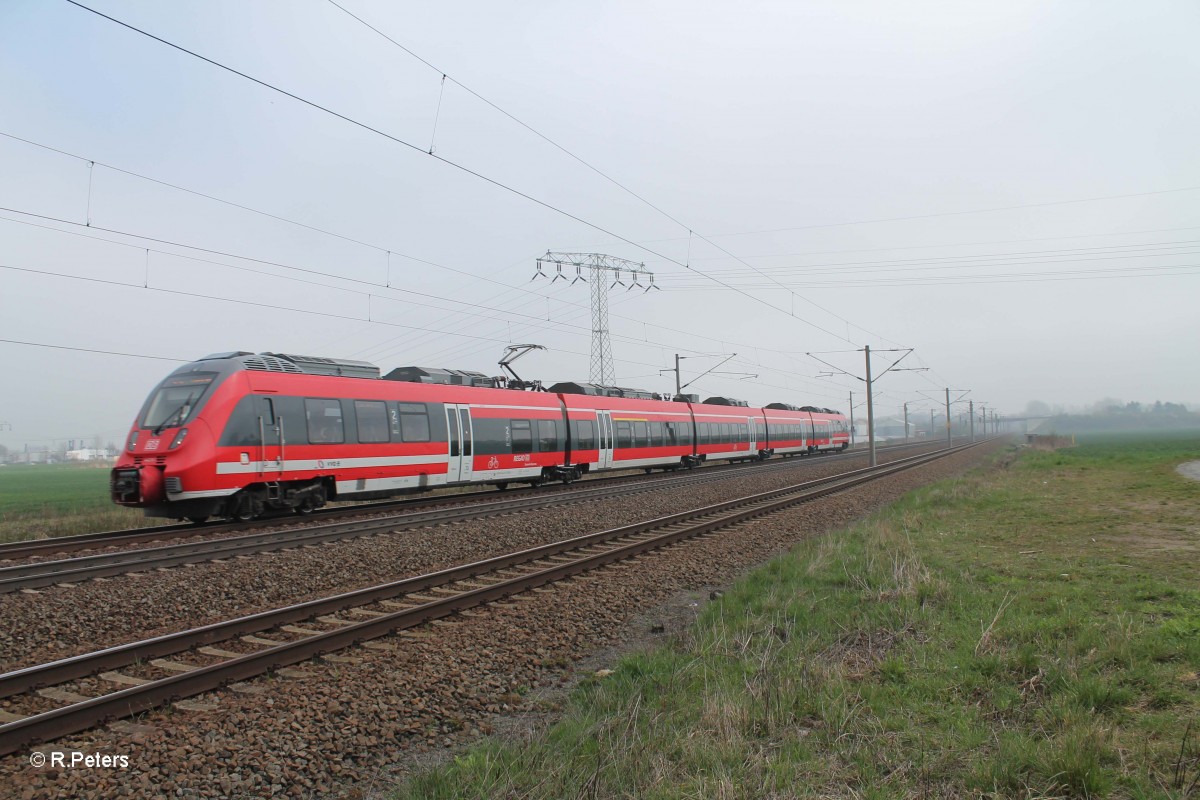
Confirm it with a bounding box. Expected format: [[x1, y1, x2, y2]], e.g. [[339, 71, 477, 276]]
[[703, 397, 749, 407], [185, 352, 841, 415], [383, 366, 496, 387], [195, 352, 380, 379], [548, 382, 664, 401]]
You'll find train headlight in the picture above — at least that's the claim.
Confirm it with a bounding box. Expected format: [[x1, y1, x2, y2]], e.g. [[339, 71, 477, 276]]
[[127, 431, 139, 451], [169, 428, 189, 450]]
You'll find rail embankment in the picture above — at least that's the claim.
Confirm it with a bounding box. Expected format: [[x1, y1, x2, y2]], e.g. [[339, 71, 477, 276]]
[[397, 434, 1200, 798]]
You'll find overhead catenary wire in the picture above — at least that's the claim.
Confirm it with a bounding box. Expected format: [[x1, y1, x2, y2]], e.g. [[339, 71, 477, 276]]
[[652, 240, 1200, 279], [62, 0, 863, 346], [629, 224, 1200, 263], [0, 261, 673, 373], [0, 128, 859, 363], [0, 338, 188, 363], [0, 207, 843, 393], [324, 0, 877, 344], [0, 206, 854, 403]]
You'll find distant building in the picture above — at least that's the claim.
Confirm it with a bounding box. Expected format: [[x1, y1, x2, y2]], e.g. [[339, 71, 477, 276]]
[[66, 448, 112, 462]]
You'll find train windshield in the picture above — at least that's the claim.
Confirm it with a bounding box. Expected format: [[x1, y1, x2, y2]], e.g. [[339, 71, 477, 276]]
[[141, 373, 217, 432]]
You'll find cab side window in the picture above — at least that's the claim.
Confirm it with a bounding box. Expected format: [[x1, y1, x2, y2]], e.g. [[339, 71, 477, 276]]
[[219, 396, 262, 446]]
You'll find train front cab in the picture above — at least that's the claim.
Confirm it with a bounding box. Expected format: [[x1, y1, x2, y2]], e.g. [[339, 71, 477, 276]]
[[111, 362, 241, 521]]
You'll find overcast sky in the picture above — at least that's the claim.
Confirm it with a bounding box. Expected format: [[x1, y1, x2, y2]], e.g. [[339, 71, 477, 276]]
[[2, 0, 1198, 450]]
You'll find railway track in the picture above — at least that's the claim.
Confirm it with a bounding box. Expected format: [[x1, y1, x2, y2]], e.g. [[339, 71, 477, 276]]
[[0, 441, 980, 756], [0, 442, 948, 593], [0, 440, 943, 563]]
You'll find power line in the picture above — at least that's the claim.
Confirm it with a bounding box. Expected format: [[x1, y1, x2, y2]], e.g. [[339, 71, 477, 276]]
[[0, 209, 613, 348], [0, 338, 187, 362], [325, 0, 873, 344], [323, 0, 691, 232], [0, 207, 829, 392], [680, 185, 1200, 240], [0, 203, 854, 398], [11, 261, 823, 386], [62, 0, 868, 346], [660, 262, 1200, 289], [0, 128, 862, 362], [654, 240, 1200, 279], [635, 224, 1200, 264]]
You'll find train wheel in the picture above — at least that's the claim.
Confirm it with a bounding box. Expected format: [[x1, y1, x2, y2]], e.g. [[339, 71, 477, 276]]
[[229, 492, 262, 522], [296, 499, 315, 515], [495, 482, 509, 491], [186, 516, 209, 525]]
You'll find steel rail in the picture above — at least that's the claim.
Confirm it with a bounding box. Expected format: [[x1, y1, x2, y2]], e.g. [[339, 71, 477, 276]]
[[0, 445, 900, 593], [0, 440, 937, 561], [0, 442, 981, 756]]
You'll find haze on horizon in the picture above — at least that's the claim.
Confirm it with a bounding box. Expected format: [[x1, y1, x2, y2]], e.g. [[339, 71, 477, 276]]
[[1, 0, 1198, 451]]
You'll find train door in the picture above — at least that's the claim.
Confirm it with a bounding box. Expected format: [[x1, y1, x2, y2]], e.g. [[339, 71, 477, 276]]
[[445, 404, 473, 483], [596, 410, 614, 469], [258, 396, 284, 480], [747, 416, 757, 454]]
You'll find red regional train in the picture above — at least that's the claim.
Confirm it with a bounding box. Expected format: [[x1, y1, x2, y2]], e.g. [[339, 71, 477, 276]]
[[111, 352, 850, 522]]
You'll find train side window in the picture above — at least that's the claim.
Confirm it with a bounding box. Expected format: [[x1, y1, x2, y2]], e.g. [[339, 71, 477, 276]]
[[647, 422, 660, 447], [305, 398, 344, 444], [577, 419, 595, 450], [538, 419, 557, 452], [512, 419, 532, 453], [664, 422, 676, 446], [633, 420, 648, 448], [447, 410, 459, 456], [615, 420, 632, 449], [398, 403, 431, 443], [218, 396, 262, 446], [354, 401, 389, 444], [679, 422, 692, 445]]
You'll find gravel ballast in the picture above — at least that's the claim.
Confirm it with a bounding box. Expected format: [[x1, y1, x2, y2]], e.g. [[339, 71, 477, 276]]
[[2, 441, 1004, 798]]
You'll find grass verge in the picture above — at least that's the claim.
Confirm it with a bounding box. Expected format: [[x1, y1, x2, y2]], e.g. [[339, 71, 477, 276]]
[[394, 434, 1200, 798], [0, 463, 152, 542]]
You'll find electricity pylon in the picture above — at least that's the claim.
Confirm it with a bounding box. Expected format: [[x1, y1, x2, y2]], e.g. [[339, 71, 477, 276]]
[[535, 252, 659, 385]]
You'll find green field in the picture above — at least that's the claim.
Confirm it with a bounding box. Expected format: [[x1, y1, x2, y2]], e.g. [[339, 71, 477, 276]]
[[396, 434, 1200, 798], [0, 462, 152, 542]]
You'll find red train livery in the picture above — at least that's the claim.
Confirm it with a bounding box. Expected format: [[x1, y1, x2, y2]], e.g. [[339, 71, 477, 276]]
[[111, 352, 850, 521]]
